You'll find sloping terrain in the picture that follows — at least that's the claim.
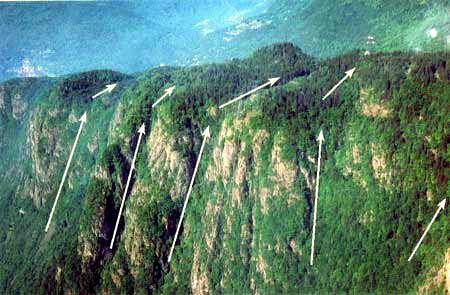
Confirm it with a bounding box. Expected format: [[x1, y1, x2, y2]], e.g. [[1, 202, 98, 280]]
[[2, 0, 449, 82], [0, 43, 448, 294], [203, 0, 450, 60]]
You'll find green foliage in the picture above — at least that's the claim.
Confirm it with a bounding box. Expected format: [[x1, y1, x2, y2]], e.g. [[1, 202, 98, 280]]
[[0, 43, 448, 294]]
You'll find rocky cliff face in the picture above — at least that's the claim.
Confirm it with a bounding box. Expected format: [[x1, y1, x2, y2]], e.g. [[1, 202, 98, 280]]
[[26, 107, 64, 207], [0, 44, 448, 294], [182, 109, 313, 294], [97, 118, 193, 293], [160, 104, 319, 294]]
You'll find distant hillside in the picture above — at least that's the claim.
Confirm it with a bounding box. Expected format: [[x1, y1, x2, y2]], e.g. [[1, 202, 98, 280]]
[[201, 0, 450, 60], [1, 0, 449, 82], [0, 43, 448, 294]]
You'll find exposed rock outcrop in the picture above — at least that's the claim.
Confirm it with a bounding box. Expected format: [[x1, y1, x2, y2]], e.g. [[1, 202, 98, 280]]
[[26, 109, 64, 207]]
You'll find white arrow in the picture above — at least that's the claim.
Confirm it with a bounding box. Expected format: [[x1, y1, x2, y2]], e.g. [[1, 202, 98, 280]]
[[45, 112, 87, 232], [168, 126, 211, 263], [322, 68, 356, 100], [408, 199, 447, 261], [92, 83, 117, 99], [310, 130, 324, 266], [219, 77, 280, 109], [109, 123, 146, 249], [152, 86, 176, 108]]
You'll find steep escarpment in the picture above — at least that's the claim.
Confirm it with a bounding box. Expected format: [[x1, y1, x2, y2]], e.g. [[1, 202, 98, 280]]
[[0, 70, 129, 293], [96, 118, 194, 294], [167, 111, 312, 294], [0, 77, 54, 182], [75, 44, 316, 294], [0, 44, 448, 294], [162, 49, 449, 294]]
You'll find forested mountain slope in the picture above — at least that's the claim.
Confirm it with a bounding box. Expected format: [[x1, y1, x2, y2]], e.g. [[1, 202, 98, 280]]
[[0, 43, 448, 294]]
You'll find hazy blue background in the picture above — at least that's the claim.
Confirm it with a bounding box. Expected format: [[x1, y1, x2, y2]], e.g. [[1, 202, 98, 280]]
[[0, 0, 274, 81]]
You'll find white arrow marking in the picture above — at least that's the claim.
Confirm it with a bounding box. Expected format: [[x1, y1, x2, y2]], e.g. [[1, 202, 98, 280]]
[[219, 77, 280, 109], [310, 130, 324, 266], [109, 123, 146, 249], [322, 68, 356, 100], [92, 83, 117, 99], [168, 126, 211, 263], [152, 86, 176, 108], [408, 198, 447, 261], [45, 112, 87, 232]]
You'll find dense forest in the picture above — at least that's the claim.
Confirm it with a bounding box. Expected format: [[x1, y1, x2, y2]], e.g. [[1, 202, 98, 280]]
[[0, 43, 448, 294]]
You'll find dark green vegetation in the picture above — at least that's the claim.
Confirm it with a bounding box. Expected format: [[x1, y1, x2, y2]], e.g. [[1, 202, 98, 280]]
[[0, 43, 448, 294]]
